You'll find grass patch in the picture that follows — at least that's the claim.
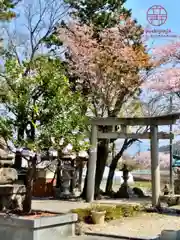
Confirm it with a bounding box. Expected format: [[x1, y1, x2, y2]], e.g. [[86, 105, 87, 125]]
[[72, 204, 143, 224]]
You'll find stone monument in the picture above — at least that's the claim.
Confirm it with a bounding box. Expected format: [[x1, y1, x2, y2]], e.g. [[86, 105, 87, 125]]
[[0, 168, 26, 211], [116, 164, 131, 198], [0, 138, 26, 211]]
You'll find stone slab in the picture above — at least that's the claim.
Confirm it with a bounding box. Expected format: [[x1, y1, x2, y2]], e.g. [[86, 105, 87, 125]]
[[0, 184, 26, 193], [159, 230, 180, 240], [82, 237, 158, 240], [0, 212, 77, 240], [84, 233, 158, 240]]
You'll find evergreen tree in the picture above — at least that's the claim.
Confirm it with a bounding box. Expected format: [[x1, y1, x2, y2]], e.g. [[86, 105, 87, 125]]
[[65, 0, 131, 30], [0, 0, 18, 20]]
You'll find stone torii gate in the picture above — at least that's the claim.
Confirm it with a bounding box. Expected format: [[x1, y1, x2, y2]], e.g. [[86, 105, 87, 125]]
[[86, 113, 180, 207]]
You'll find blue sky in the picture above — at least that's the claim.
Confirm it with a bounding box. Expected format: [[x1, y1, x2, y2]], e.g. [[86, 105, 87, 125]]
[[125, 0, 180, 46], [126, 0, 180, 33], [8, 0, 180, 48]]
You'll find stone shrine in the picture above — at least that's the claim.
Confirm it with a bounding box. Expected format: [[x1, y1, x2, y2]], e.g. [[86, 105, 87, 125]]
[[0, 138, 26, 211]]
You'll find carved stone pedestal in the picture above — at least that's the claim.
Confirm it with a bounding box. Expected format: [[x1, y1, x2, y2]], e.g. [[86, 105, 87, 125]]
[[0, 184, 26, 211], [116, 183, 131, 198]]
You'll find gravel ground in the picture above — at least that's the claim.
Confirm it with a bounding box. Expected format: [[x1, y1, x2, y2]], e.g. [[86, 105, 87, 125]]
[[32, 199, 180, 239], [82, 212, 180, 239]]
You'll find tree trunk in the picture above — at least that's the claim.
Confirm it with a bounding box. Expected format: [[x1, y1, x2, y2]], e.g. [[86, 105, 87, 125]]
[[81, 139, 109, 199], [23, 168, 33, 213], [94, 139, 109, 198], [17, 124, 25, 142], [78, 160, 83, 192], [105, 139, 137, 194], [14, 150, 22, 169], [23, 155, 36, 213], [56, 159, 61, 188], [70, 160, 75, 194], [14, 125, 25, 170]]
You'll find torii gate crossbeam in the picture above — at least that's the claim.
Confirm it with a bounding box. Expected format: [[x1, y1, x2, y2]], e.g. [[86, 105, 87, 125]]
[[86, 113, 180, 207]]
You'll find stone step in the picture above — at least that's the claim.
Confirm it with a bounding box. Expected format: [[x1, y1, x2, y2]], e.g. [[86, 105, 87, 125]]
[[159, 230, 180, 240], [67, 235, 157, 240]]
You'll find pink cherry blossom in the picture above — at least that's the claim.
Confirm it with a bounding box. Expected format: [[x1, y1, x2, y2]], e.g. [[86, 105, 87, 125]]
[[58, 20, 150, 116], [135, 151, 170, 169], [143, 41, 180, 93]]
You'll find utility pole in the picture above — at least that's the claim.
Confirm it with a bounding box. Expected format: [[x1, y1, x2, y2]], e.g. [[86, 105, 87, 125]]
[[169, 94, 173, 192]]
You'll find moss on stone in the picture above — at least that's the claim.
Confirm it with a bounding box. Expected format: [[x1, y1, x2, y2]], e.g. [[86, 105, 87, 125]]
[[72, 204, 143, 223]]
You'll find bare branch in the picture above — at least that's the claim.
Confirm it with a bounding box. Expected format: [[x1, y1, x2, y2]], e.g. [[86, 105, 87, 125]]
[[3, 0, 69, 77]]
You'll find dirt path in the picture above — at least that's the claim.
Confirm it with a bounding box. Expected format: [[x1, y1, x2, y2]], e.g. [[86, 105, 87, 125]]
[[82, 213, 180, 239]]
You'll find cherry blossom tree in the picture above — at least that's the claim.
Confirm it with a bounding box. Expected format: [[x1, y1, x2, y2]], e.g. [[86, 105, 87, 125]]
[[143, 41, 180, 93], [58, 19, 152, 196], [59, 21, 150, 117], [135, 151, 170, 170]]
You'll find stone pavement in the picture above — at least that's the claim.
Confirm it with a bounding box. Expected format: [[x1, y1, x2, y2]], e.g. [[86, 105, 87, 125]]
[[32, 199, 158, 240], [32, 198, 150, 213], [32, 199, 90, 213]]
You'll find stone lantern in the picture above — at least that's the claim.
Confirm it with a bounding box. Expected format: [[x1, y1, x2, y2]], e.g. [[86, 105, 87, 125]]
[[116, 164, 130, 198], [121, 164, 129, 185], [0, 138, 14, 167]]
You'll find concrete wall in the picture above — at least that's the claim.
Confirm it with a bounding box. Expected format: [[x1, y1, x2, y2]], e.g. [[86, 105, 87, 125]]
[[0, 213, 77, 240]]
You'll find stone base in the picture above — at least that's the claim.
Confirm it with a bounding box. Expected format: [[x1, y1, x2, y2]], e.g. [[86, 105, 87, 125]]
[[115, 184, 131, 198], [160, 194, 180, 206], [174, 179, 180, 194], [0, 213, 77, 240], [159, 230, 180, 240], [0, 184, 26, 211], [54, 187, 75, 199]]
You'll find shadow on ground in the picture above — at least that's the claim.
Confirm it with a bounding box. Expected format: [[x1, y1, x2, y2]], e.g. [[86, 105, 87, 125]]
[[145, 205, 180, 216], [85, 232, 158, 240]]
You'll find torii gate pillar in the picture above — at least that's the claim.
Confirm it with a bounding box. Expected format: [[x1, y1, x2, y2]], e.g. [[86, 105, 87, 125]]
[[150, 125, 160, 207], [86, 125, 97, 202]]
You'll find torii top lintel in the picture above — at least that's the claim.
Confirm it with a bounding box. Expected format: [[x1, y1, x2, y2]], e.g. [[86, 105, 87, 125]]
[[89, 112, 180, 126]]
